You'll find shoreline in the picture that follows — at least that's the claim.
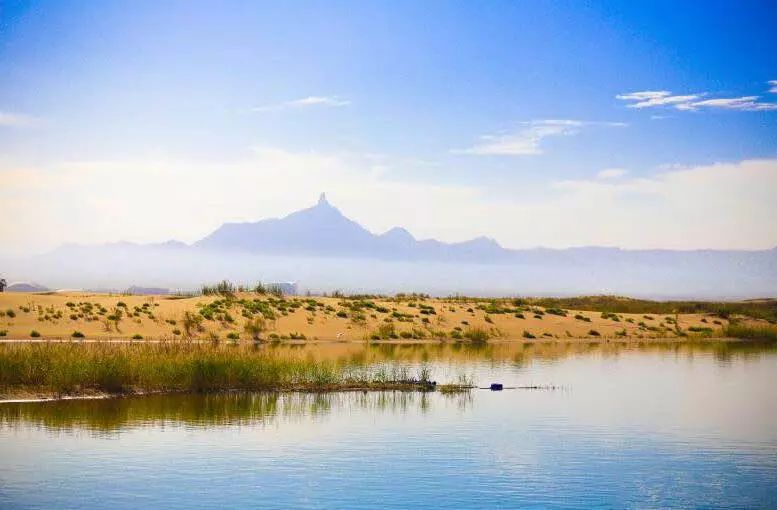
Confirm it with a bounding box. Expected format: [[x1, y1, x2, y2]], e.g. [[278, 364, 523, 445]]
[[0, 336, 750, 344]]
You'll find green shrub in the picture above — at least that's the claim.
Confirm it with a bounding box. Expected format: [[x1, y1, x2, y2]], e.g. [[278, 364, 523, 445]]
[[226, 332, 240, 340], [72, 331, 85, 338], [522, 330, 536, 339], [6, 309, 16, 318], [131, 334, 143, 340], [588, 329, 600, 337], [30, 330, 41, 338]]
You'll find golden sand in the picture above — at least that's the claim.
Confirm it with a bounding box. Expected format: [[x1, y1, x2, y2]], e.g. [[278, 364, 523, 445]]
[[0, 291, 727, 342]]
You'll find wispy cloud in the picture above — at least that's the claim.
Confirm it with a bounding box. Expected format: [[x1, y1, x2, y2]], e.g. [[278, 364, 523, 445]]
[[616, 91, 701, 109], [617, 82, 777, 112], [685, 96, 777, 111], [251, 96, 350, 112], [454, 120, 625, 156], [596, 168, 627, 179], [0, 111, 39, 128]]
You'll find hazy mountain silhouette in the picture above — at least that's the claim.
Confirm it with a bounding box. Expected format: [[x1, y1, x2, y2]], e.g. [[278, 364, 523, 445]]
[[195, 193, 512, 261], [7, 193, 774, 298]]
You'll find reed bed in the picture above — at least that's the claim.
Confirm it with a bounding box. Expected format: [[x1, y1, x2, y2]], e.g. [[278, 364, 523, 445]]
[[0, 342, 441, 398]]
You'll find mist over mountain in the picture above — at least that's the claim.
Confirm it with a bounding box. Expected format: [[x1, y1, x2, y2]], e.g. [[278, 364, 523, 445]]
[[2, 194, 776, 298]]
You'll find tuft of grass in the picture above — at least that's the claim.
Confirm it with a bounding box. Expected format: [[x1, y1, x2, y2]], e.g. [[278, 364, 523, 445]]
[[30, 330, 41, 338], [463, 327, 489, 343], [72, 331, 85, 338], [587, 329, 601, 337], [244, 316, 267, 341], [522, 330, 536, 339]]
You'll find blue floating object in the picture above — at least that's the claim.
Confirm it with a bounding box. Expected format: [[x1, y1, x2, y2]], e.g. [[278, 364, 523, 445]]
[[490, 383, 503, 391]]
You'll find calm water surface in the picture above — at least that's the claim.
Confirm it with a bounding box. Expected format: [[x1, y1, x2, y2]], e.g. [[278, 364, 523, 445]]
[[1, 342, 776, 509]]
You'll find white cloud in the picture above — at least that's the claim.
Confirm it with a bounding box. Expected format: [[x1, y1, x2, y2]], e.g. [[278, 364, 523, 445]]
[[617, 83, 777, 112], [251, 96, 350, 112], [548, 159, 777, 249], [685, 96, 777, 111], [1, 152, 775, 253], [596, 168, 627, 179], [0, 111, 39, 128], [615, 80, 777, 112], [616, 91, 701, 109], [455, 120, 624, 156]]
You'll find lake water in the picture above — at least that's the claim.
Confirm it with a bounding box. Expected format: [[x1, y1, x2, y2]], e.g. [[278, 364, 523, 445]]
[[1, 341, 776, 509]]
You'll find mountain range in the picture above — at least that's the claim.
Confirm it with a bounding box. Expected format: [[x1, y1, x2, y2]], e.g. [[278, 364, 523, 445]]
[[3, 193, 775, 298]]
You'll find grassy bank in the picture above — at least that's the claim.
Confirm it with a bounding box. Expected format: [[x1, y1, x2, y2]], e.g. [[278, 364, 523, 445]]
[[0, 342, 455, 398], [723, 323, 777, 341]]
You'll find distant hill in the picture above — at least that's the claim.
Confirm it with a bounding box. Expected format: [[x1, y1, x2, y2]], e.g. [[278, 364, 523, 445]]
[[125, 286, 171, 295], [5, 282, 49, 292]]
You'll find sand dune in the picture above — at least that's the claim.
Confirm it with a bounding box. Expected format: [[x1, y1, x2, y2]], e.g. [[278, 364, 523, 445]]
[[0, 292, 729, 342]]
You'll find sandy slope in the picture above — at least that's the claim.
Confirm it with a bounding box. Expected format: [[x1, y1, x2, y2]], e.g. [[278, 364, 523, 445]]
[[0, 292, 725, 342]]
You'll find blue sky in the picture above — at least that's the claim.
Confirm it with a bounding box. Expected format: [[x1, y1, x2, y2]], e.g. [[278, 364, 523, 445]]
[[1, 0, 776, 253]]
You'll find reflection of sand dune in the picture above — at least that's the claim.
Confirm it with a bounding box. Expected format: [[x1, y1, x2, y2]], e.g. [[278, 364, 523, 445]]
[[268, 340, 777, 365], [0, 390, 471, 432]]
